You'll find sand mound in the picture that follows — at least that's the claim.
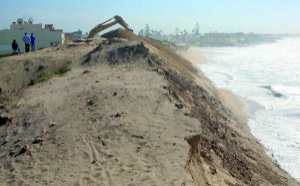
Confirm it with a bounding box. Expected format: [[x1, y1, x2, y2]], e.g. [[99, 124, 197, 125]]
[[0, 29, 299, 185], [82, 39, 149, 65], [101, 28, 141, 41]]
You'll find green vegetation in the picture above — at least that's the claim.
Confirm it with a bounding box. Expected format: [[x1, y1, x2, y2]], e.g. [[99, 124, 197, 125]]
[[125, 65, 133, 71], [6, 95, 22, 109], [24, 60, 30, 65], [54, 60, 71, 76], [29, 71, 49, 85], [86, 95, 97, 106], [28, 60, 71, 86], [0, 52, 12, 58], [86, 99, 95, 106], [144, 23, 150, 38], [12, 103, 20, 109]]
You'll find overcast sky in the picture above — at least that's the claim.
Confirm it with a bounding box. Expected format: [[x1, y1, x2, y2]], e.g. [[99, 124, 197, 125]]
[[0, 0, 299, 35]]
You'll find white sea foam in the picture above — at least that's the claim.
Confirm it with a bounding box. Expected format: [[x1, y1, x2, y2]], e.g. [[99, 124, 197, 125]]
[[272, 84, 300, 96], [199, 38, 300, 180]]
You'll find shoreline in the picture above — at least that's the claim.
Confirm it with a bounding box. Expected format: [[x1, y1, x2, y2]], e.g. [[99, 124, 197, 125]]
[[178, 46, 255, 125], [178, 45, 265, 117], [178, 45, 299, 183]]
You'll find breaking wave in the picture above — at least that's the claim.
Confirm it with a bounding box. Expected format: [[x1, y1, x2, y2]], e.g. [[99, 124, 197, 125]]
[[199, 38, 300, 180]]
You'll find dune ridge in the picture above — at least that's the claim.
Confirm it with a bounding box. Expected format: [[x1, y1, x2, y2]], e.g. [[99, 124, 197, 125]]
[[0, 29, 298, 185]]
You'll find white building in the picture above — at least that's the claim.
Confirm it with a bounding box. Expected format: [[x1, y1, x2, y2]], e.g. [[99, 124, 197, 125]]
[[0, 18, 65, 54]]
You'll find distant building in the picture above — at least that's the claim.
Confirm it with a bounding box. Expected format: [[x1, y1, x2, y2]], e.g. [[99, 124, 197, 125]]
[[64, 33, 75, 41], [0, 18, 65, 54], [81, 33, 89, 39], [65, 30, 82, 41], [10, 21, 43, 31], [200, 33, 236, 46], [72, 30, 82, 39]]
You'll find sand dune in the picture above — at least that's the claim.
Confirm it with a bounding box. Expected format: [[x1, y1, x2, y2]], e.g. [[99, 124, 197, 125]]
[[0, 29, 299, 185]]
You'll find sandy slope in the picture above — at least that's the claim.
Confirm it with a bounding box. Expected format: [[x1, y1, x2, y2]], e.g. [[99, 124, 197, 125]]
[[177, 46, 207, 66], [0, 29, 299, 186], [178, 46, 250, 126], [1, 65, 201, 185], [0, 39, 200, 185]]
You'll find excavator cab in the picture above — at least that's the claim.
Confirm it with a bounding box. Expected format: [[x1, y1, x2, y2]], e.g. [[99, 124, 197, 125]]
[[88, 15, 133, 39]]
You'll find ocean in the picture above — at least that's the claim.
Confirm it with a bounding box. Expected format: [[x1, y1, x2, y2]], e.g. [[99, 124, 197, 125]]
[[198, 38, 300, 180]]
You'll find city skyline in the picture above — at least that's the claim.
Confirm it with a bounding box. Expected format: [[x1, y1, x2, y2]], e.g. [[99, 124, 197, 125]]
[[0, 0, 299, 35]]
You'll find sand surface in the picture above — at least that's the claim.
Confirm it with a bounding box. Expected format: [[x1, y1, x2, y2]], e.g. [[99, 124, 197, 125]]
[[177, 46, 207, 66], [0, 29, 299, 186], [0, 39, 200, 185], [1, 65, 201, 185]]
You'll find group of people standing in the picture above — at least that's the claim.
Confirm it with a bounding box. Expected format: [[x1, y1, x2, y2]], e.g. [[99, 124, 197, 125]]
[[12, 33, 36, 54]]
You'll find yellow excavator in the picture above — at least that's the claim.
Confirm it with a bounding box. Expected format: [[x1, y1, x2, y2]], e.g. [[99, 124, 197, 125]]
[[87, 15, 133, 39]]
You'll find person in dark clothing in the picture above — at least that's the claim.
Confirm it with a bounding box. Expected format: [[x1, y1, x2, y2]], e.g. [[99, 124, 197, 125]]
[[12, 39, 20, 54], [30, 33, 36, 51], [22, 33, 31, 52]]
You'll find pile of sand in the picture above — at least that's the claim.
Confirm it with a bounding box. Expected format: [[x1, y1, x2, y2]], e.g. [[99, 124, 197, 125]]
[[101, 29, 141, 41], [0, 29, 299, 185]]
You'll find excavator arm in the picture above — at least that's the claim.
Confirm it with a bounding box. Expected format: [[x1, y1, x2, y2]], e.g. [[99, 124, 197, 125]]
[[114, 15, 133, 31], [88, 15, 133, 39]]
